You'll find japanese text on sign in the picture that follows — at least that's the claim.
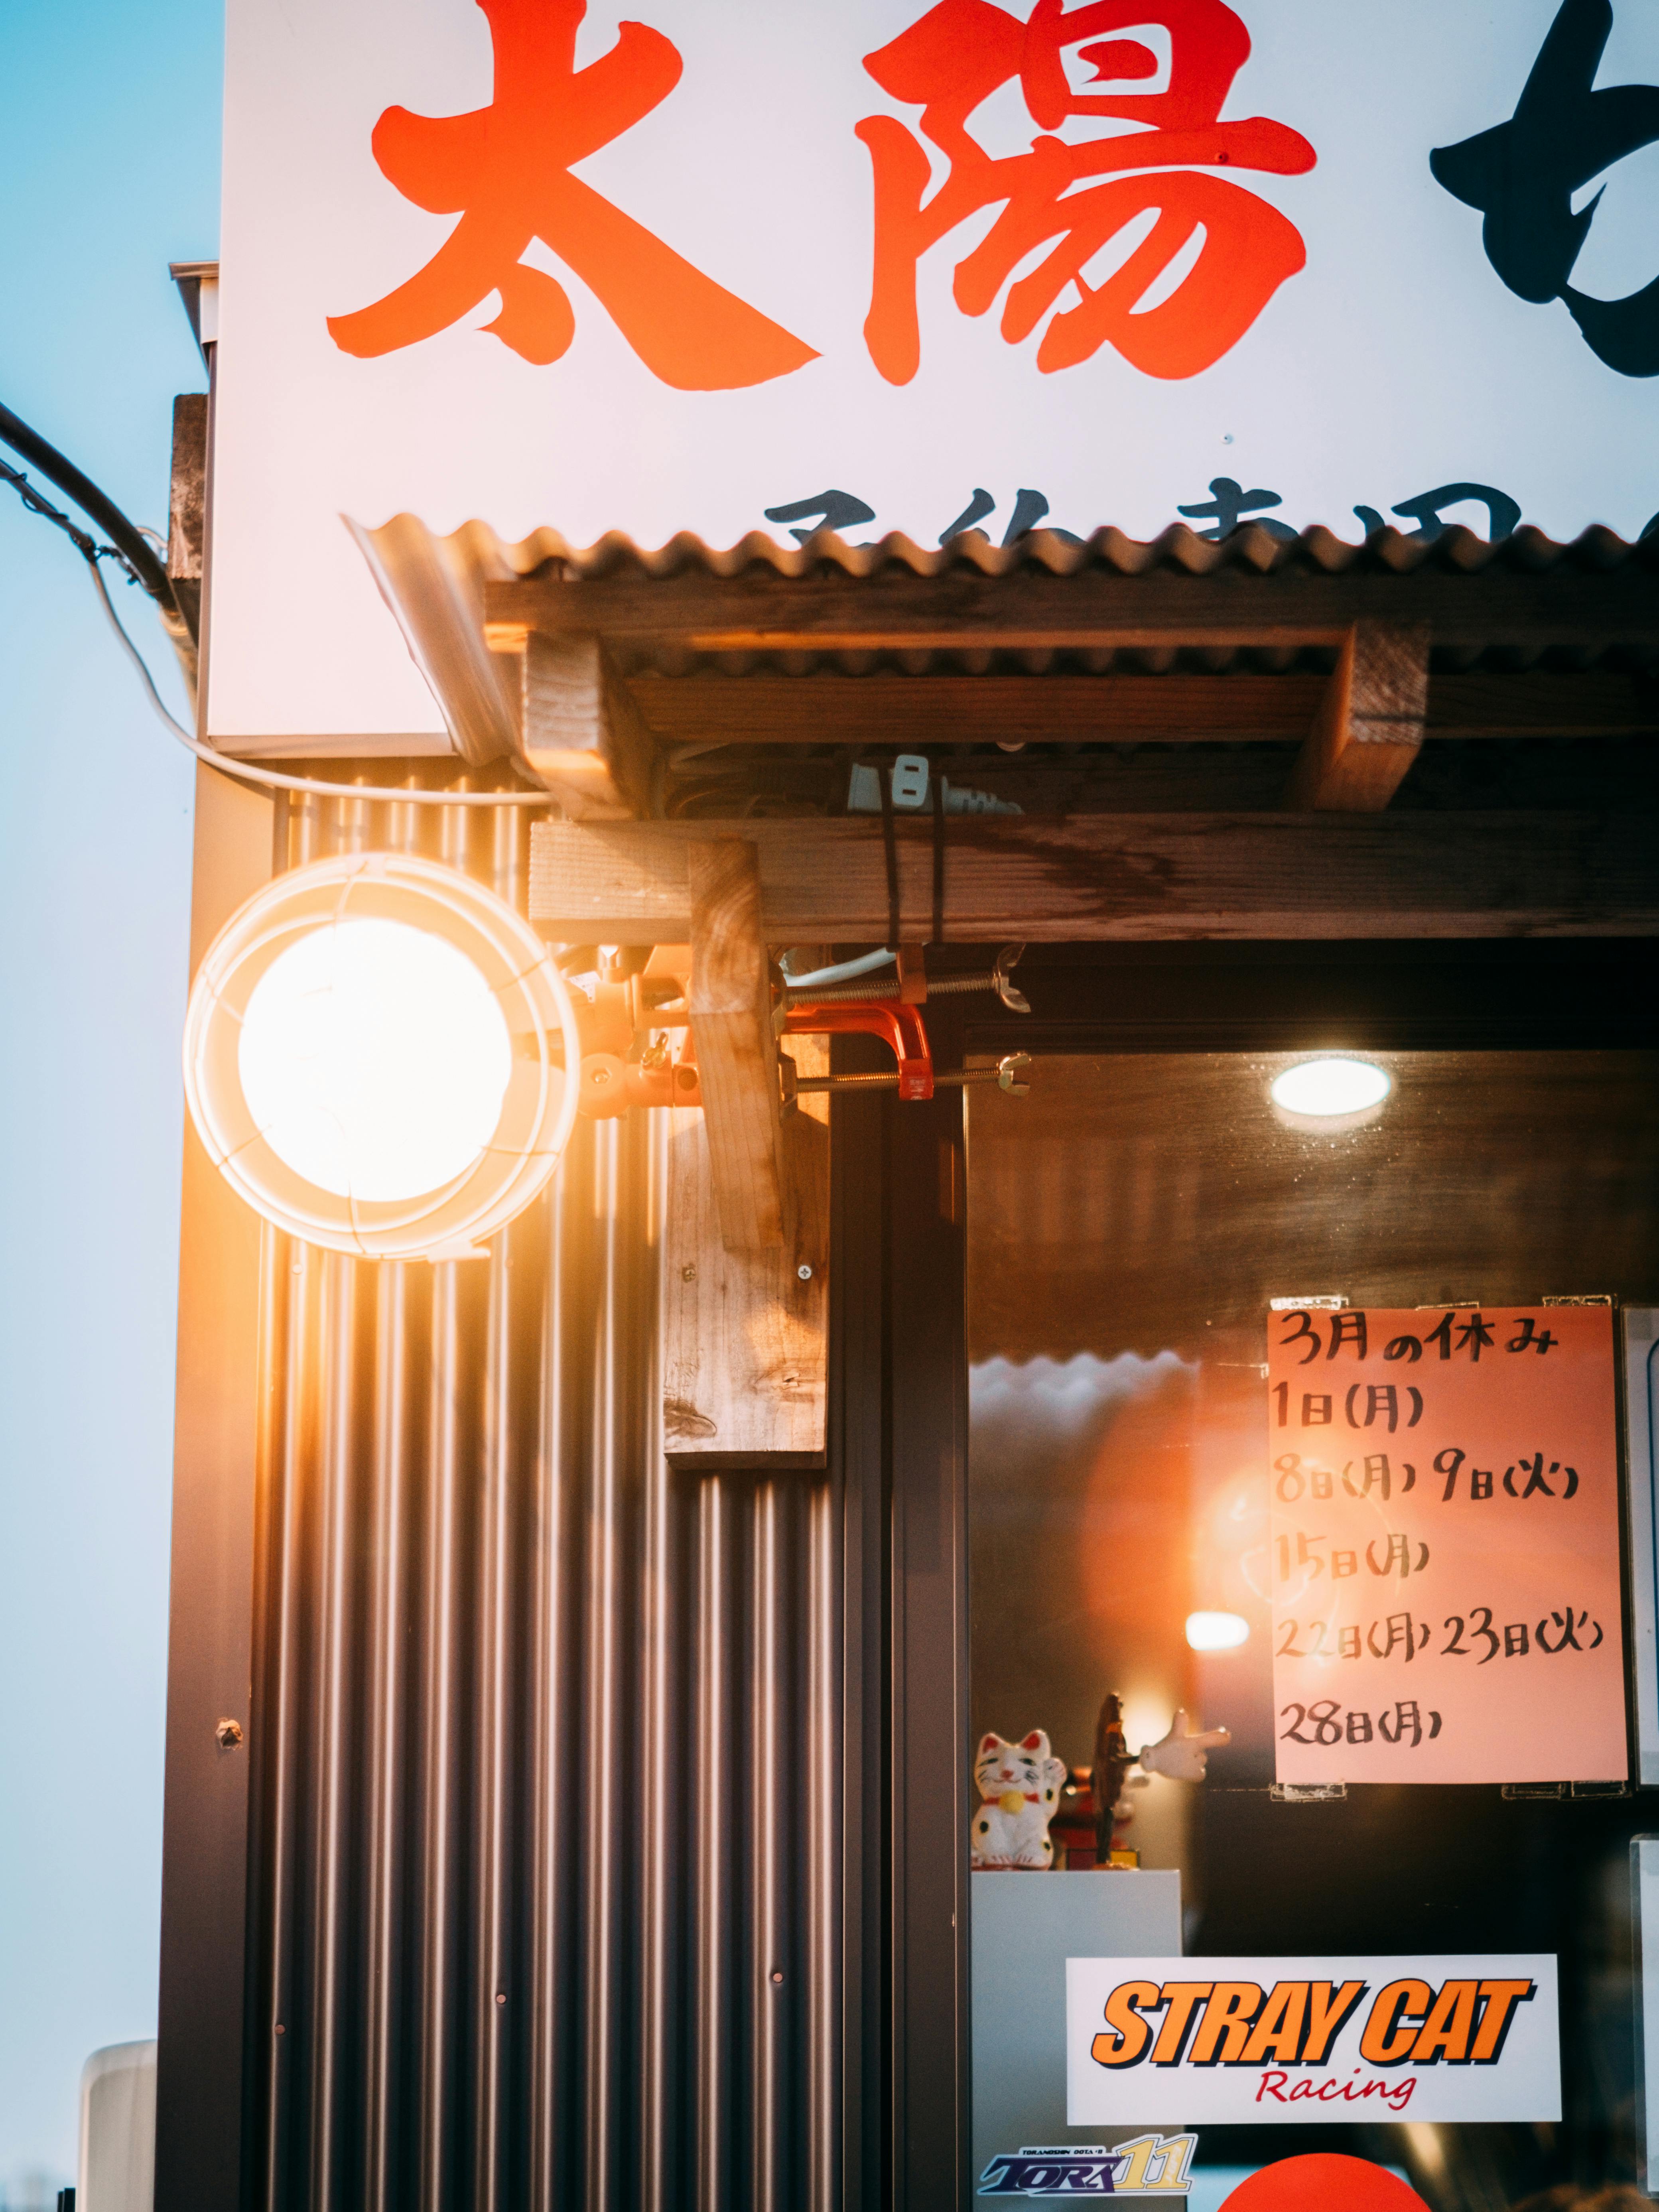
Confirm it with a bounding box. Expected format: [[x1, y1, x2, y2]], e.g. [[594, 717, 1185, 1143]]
[[1267, 1303, 1624, 1786]]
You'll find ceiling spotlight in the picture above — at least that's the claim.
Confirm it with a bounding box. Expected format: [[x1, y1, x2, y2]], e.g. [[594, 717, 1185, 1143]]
[[1269, 1056, 1392, 1124], [1186, 1611, 1250, 1653], [183, 852, 582, 1260]]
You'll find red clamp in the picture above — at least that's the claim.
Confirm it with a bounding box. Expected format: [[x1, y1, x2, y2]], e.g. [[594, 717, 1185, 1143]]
[[782, 1001, 934, 1100]]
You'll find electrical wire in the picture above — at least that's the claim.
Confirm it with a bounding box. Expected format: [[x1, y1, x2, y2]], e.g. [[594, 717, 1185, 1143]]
[[780, 945, 895, 989], [0, 397, 177, 612], [84, 560, 556, 806], [0, 405, 556, 810]]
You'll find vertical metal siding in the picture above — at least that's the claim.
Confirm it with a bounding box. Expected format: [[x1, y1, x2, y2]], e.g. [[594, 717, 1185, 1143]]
[[240, 788, 847, 2210]]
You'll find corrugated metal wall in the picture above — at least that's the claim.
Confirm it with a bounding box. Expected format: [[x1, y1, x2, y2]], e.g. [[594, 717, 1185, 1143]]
[[242, 790, 844, 2211]]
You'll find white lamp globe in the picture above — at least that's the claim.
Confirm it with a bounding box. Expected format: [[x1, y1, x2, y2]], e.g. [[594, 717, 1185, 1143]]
[[184, 852, 581, 1261], [238, 919, 513, 1204]]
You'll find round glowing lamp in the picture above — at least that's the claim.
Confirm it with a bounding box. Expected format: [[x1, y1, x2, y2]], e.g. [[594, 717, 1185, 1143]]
[[1269, 1056, 1392, 1125], [1185, 1611, 1250, 1653], [183, 853, 581, 1260]]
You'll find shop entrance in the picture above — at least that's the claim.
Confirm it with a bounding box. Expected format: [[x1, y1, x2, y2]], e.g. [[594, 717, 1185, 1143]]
[[956, 946, 1659, 2210]]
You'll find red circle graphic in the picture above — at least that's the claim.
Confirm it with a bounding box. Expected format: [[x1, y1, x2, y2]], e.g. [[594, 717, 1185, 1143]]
[[1221, 2154, 1431, 2212]]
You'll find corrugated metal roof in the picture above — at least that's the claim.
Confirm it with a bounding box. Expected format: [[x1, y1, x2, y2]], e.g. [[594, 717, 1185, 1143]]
[[365, 512, 1659, 585], [349, 514, 1659, 774]]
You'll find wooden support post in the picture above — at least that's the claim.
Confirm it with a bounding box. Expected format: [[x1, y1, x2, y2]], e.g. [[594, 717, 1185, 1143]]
[[688, 839, 790, 1250], [166, 394, 207, 644], [161, 392, 208, 702], [1286, 620, 1432, 810], [661, 1073, 829, 1468], [486, 625, 659, 818]]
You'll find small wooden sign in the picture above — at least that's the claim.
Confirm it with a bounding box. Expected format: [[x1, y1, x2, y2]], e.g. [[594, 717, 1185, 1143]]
[[1268, 1303, 1625, 1786]]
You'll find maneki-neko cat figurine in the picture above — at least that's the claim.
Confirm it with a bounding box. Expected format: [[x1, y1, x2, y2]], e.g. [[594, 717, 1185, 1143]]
[[971, 1700, 1231, 1871], [970, 1730, 1068, 1868]]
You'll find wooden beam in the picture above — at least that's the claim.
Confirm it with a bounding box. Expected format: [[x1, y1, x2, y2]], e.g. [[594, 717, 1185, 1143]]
[[662, 1092, 828, 1467], [166, 393, 207, 645], [489, 560, 1659, 659], [488, 627, 660, 818], [626, 670, 1659, 748], [687, 839, 790, 1249], [1286, 621, 1431, 810], [529, 812, 1659, 942]]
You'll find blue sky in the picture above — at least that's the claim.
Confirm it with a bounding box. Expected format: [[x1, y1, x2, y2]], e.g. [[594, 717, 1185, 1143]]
[[0, 0, 219, 2184]]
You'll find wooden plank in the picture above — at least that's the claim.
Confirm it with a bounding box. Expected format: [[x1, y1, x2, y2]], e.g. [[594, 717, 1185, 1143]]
[[529, 812, 1659, 942], [491, 626, 660, 818], [489, 561, 1659, 658], [1286, 621, 1431, 810], [166, 393, 207, 641], [626, 670, 1659, 748], [688, 839, 790, 1249], [662, 1096, 828, 1467]]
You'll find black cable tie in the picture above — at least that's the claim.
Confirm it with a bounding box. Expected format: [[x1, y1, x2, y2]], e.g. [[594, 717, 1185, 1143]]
[[0, 456, 139, 581]]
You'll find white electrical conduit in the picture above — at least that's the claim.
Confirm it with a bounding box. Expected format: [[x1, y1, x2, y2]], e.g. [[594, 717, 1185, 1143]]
[[782, 946, 896, 989]]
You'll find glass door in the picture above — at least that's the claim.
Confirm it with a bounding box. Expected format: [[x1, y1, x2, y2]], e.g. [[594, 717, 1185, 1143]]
[[965, 1047, 1659, 2211]]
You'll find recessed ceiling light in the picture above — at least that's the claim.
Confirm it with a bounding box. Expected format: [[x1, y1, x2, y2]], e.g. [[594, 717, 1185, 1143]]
[[1186, 1611, 1250, 1652], [1269, 1056, 1392, 1119]]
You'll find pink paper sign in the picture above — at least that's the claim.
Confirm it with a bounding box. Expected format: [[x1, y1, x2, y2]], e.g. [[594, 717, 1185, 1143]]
[[1268, 1304, 1625, 1785]]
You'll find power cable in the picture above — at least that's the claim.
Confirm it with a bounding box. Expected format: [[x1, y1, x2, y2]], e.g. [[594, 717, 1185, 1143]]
[[0, 413, 554, 809], [0, 397, 177, 613]]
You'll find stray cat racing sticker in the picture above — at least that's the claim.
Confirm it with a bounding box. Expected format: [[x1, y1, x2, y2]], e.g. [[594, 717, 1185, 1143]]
[[979, 2133, 1198, 2196], [1067, 1956, 1560, 2125]]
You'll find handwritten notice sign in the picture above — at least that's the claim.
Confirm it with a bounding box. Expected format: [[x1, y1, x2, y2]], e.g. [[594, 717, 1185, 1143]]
[[1268, 1304, 1624, 1785], [1066, 1954, 1561, 2126]]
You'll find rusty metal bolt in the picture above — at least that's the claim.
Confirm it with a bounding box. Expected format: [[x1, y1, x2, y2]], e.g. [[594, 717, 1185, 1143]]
[[216, 1718, 244, 1749]]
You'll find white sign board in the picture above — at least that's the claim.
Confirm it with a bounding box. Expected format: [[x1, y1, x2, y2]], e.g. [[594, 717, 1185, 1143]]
[[213, 0, 1659, 749], [1066, 1955, 1561, 2125]]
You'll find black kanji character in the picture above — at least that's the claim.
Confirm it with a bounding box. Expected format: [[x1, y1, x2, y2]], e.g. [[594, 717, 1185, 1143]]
[[1353, 484, 1521, 543], [1366, 1535, 1429, 1579], [1368, 1611, 1431, 1661], [1177, 477, 1297, 543], [1379, 1700, 1427, 1746], [1457, 1314, 1497, 1360], [1430, 0, 1659, 377], [1537, 1604, 1588, 1654], [764, 490, 877, 544]]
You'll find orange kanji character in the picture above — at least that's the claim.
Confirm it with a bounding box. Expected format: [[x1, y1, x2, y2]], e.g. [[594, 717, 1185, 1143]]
[[328, 0, 817, 390], [857, 0, 1315, 383]]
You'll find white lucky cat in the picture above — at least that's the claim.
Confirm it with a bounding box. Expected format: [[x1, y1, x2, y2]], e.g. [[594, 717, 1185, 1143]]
[[970, 1729, 1068, 1869]]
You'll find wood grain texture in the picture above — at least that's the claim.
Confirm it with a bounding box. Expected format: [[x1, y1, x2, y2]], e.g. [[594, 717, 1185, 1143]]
[[166, 392, 208, 660], [688, 839, 790, 1249], [1286, 621, 1432, 810], [627, 670, 1659, 748], [498, 629, 660, 817], [489, 563, 1659, 657], [530, 812, 1659, 942], [662, 1098, 828, 1467]]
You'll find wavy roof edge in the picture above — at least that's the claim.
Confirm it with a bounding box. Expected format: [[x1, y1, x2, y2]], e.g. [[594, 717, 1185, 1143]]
[[359, 513, 1659, 585]]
